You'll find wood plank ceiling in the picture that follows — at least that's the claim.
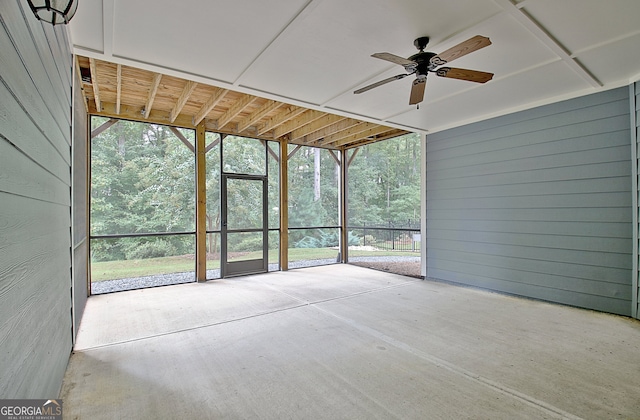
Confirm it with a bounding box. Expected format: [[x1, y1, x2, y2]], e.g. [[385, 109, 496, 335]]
[[77, 56, 410, 149]]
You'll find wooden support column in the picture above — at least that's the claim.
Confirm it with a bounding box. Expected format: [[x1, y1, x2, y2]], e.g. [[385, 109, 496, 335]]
[[279, 140, 289, 271], [196, 122, 207, 281], [339, 149, 348, 263]]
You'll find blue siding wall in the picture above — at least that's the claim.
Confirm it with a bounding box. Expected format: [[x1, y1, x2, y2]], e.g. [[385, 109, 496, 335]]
[[0, 1, 73, 397], [634, 81, 640, 319], [426, 87, 632, 316]]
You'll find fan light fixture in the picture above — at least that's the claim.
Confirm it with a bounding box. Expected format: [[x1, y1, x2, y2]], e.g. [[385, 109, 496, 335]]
[[27, 0, 78, 25]]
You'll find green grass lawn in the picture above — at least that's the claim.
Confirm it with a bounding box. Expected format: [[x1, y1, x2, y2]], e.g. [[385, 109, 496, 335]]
[[91, 247, 419, 282]]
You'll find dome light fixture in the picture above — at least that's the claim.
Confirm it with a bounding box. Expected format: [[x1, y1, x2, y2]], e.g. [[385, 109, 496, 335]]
[[26, 0, 78, 25]]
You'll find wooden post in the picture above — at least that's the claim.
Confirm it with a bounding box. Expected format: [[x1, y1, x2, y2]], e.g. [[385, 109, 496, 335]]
[[279, 140, 289, 270], [196, 122, 207, 281]]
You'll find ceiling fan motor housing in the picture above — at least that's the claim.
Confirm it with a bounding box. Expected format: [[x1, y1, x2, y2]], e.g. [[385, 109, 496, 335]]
[[408, 51, 437, 76]]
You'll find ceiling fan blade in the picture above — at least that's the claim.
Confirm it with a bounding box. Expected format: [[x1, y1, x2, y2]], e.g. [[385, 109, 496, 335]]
[[436, 67, 494, 83], [372, 52, 417, 68], [354, 73, 409, 94], [430, 35, 491, 66], [409, 77, 426, 105]]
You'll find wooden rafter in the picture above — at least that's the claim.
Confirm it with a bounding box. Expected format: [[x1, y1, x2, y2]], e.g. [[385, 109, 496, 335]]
[[289, 114, 346, 143], [319, 122, 371, 146], [257, 106, 307, 136], [237, 100, 282, 133], [301, 119, 360, 144], [170, 80, 198, 123], [77, 56, 411, 150], [345, 130, 408, 148], [333, 125, 393, 147], [144, 73, 163, 119], [217, 94, 258, 129], [88, 58, 101, 112], [273, 110, 324, 138], [194, 88, 228, 125], [115, 64, 122, 114]]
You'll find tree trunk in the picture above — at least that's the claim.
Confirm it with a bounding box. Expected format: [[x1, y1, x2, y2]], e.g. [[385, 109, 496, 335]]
[[314, 147, 321, 202]]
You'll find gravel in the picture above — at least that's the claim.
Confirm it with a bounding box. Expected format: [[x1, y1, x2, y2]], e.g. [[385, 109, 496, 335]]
[[91, 256, 421, 294]]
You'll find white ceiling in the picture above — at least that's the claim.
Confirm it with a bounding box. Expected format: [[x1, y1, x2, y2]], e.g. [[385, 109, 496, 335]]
[[70, 0, 640, 134]]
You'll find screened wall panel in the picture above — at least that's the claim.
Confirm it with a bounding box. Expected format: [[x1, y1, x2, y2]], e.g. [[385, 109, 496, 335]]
[[0, 1, 73, 398], [426, 87, 633, 316]]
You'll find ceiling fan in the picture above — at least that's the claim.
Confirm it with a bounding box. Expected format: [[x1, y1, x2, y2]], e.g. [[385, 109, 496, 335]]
[[354, 35, 494, 106]]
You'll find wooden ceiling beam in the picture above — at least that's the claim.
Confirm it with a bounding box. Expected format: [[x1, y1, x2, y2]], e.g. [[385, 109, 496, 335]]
[[257, 106, 307, 136], [170, 80, 198, 123], [288, 113, 346, 142], [217, 94, 258, 129], [333, 126, 395, 147], [273, 110, 324, 138], [143, 73, 163, 119], [88, 58, 102, 112], [302, 119, 361, 145], [237, 100, 282, 133], [194, 88, 228, 125], [115, 64, 122, 114], [319, 122, 373, 146]]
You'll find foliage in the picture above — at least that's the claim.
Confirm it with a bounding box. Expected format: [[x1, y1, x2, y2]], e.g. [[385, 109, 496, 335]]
[[347, 133, 421, 226], [293, 229, 359, 248], [90, 117, 421, 263]]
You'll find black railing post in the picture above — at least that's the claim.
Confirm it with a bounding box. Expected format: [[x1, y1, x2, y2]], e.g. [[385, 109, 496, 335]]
[[363, 222, 367, 246]]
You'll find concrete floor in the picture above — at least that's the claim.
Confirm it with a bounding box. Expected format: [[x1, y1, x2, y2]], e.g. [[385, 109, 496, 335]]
[[61, 265, 640, 419]]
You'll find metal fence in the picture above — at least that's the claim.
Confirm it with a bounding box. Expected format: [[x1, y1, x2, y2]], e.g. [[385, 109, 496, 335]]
[[349, 220, 421, 252]]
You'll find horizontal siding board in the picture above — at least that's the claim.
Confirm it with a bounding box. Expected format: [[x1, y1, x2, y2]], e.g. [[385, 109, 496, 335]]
[[428, 128, 630, 170], [0, 139, 70, 205], [427, 268, 631, 316], [427, 207, 630, 223], [4, 2, 71, 136], [0, 224, 71, 397], [429, 248, 630, 285], [428, 107, 630, 162], [428, 258, 630, 299], [427, 88, 632, 315], [429, 87, 629, 144], [0, 17, 70, 162], [428, 144, 631, 182], [427, 192, 631, 210], [430, 220, 630, 239], [0, 193, 70, 250], [427, 229, 630, 254], [427, 177, 630, 199], [427, 161, 630, 190], [0, 82, 70, 181], [426, 239, 631, 270], [0, 5, 72, 398]]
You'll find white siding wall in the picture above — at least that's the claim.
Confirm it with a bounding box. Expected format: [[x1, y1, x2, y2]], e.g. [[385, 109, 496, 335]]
[[426, 87, 632, 316], [0, 1, 73, 397]]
